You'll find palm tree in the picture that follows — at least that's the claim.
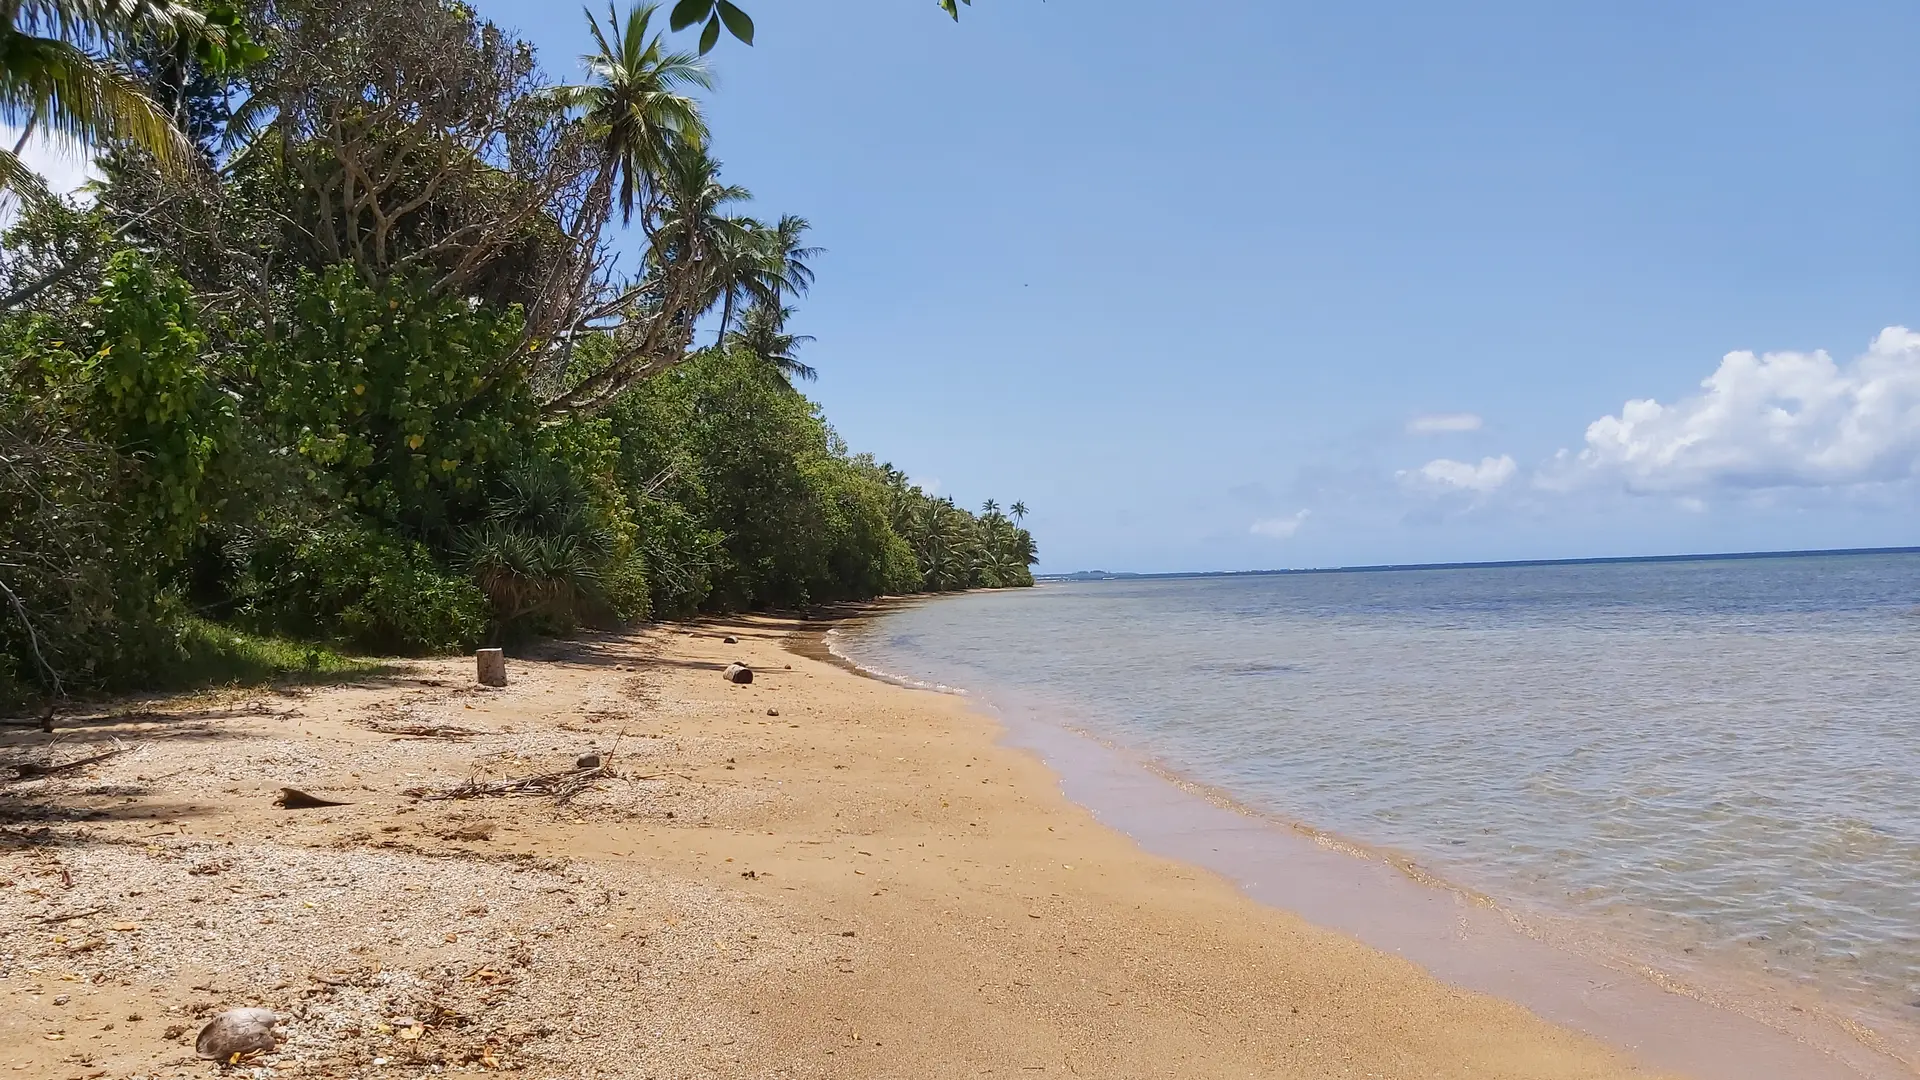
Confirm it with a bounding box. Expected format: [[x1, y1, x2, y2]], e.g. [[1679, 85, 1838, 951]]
[[649, 140, 749, 344], [706, 214, 769, 345], [728, 300, 815, 382], [550, 1, 710, 228], [706, 212, 818, 346], [981, 498, 998, 517], [761, 213, 820, 305], [2, 0, 202, 200], [1009, 500, 1028, 524]]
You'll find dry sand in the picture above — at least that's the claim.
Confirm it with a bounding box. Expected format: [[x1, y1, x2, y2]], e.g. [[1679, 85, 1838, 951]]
[[0, 614, 1673, 1079]]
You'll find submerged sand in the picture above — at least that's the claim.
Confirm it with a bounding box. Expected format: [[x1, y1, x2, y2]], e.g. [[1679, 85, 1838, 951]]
[[0, 615, 1673, 1079]]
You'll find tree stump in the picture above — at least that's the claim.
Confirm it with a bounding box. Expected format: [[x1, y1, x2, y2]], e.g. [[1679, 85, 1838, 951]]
[[476, 648, 507, 686]]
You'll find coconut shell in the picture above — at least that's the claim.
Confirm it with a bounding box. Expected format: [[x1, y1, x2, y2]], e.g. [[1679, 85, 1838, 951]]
[[195, 1007, 279, 1059]]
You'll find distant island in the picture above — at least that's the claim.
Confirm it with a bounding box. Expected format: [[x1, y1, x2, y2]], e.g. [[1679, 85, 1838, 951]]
[[1039, 544, 1920, 583]]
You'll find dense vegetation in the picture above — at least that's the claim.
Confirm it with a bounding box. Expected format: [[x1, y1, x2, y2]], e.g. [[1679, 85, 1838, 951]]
[[0, 0, 1035, 705]]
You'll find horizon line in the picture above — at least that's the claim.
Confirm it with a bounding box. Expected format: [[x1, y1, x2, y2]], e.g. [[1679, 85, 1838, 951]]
[[1038, 544, 1920, 581]]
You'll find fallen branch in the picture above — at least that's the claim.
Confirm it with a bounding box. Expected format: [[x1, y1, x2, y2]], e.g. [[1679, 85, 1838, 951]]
[[10, 741, 127, 779]]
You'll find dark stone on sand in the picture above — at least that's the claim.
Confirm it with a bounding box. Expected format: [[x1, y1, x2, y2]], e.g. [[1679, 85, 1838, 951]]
[[723, 662, 753, 684]]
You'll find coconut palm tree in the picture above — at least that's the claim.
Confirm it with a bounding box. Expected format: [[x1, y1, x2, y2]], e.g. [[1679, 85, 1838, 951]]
[[1, 0, 203, 200], [706, 212, 818, 345], [761, 212, 819, 305], [550, 1, 710, 228], [1009, 500, 1028, 524], [705, 214, 769, 345], [728, 300, 815, 382], [648, 139, 750, 347]]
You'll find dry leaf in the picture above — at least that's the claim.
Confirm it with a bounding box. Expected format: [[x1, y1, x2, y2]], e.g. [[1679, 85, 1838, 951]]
[[399, 1024, 425, 1041], [110, 922, 139, 932]]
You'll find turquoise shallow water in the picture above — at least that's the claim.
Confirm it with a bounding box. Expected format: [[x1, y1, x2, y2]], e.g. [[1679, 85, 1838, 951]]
[[834, 553, 1920, 1053]]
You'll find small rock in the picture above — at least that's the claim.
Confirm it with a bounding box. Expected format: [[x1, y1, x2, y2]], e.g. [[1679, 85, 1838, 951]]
[[195, 1008, 279, 1060], [766, 708, 779, 717], [51, 994, 68, 1006], [576, 753, 602, 770], [723, 635, 738, 644], [723, 663, 753, 685]]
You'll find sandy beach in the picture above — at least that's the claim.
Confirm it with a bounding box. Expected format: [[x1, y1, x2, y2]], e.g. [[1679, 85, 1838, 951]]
[[0, 614, 1671, 1079]]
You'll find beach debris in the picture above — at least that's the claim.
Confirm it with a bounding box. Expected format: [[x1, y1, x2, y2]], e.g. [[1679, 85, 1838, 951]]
[[406, 764, 608, 803], [276, 787, 350, 809], [723, 635, 739, 644], [723, 663, 753, 685], [365, 720, 480, 739], [766, 708, 779, 717], [194, 1007, 279, 1060], [476, 648, 507, 687], [10, 739, 128, 780], [576, 753, 602, 770], [435, 820, 496, 842]]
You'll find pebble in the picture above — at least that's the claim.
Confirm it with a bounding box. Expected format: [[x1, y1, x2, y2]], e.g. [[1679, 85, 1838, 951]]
[[767, 709, 779, 717]]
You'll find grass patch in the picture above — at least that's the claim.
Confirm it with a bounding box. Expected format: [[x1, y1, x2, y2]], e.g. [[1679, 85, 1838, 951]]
[[157, 617, 404, 691]]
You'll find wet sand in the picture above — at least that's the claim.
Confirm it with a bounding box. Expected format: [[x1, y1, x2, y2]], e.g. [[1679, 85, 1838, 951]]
[[0, 614, 1739, 1078]]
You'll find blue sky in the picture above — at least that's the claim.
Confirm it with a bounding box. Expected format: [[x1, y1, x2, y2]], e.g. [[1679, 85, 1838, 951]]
[[30, 0, 1918, 573]]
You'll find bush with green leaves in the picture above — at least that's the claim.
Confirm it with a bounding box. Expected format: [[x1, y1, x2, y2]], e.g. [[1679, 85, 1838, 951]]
[[235, 522, 487, 655], [252, 266, 538, 540]]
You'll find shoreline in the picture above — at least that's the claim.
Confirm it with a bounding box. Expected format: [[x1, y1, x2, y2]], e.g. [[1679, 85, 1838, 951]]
[[0, 614, 1865, 1078], [821, 604, 1916, 1080]]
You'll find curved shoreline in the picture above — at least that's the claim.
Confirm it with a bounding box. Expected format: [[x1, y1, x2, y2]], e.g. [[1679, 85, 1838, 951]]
[[815, 603, 1915, 1080]]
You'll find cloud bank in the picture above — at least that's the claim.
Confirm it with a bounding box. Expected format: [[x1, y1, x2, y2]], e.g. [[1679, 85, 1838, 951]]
[[1403, 455, 1516, 493], [1553, 327, 1920, 494], [1407, 412, 1483, 434]]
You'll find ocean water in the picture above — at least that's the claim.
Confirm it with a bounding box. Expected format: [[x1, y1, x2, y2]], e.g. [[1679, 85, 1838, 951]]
[[833, 553, 1920, 1058]]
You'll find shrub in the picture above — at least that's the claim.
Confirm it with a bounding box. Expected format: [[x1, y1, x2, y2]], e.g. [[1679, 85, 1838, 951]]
[[239, 522, 486, 655]]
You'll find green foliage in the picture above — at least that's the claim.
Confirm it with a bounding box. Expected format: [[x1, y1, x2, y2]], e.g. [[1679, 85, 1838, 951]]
[[71, 251, 232, 554], [254, 267, 537, 536], [0, 0, 1035, 709], [236, 523, 488, 655], [667, 0, 967, 53]]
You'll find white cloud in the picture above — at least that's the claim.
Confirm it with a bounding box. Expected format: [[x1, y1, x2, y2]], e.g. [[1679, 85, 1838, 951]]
[[911, 476, 942, 496], [1407, 412, 1483, 434], [1553, 327, 1920, 494], [1403, 455, 1516, 493], [1250, 509, 1310, 539]]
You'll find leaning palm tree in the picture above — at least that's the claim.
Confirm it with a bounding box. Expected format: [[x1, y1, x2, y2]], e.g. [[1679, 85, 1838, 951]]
[[1, 0, 203, 201], [728, 300, 815, 382], [550, 1, 710, 228]]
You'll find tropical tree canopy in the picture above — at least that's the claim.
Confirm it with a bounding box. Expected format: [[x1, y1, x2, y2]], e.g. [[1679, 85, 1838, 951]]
[[0, 0, 1036, 707]]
